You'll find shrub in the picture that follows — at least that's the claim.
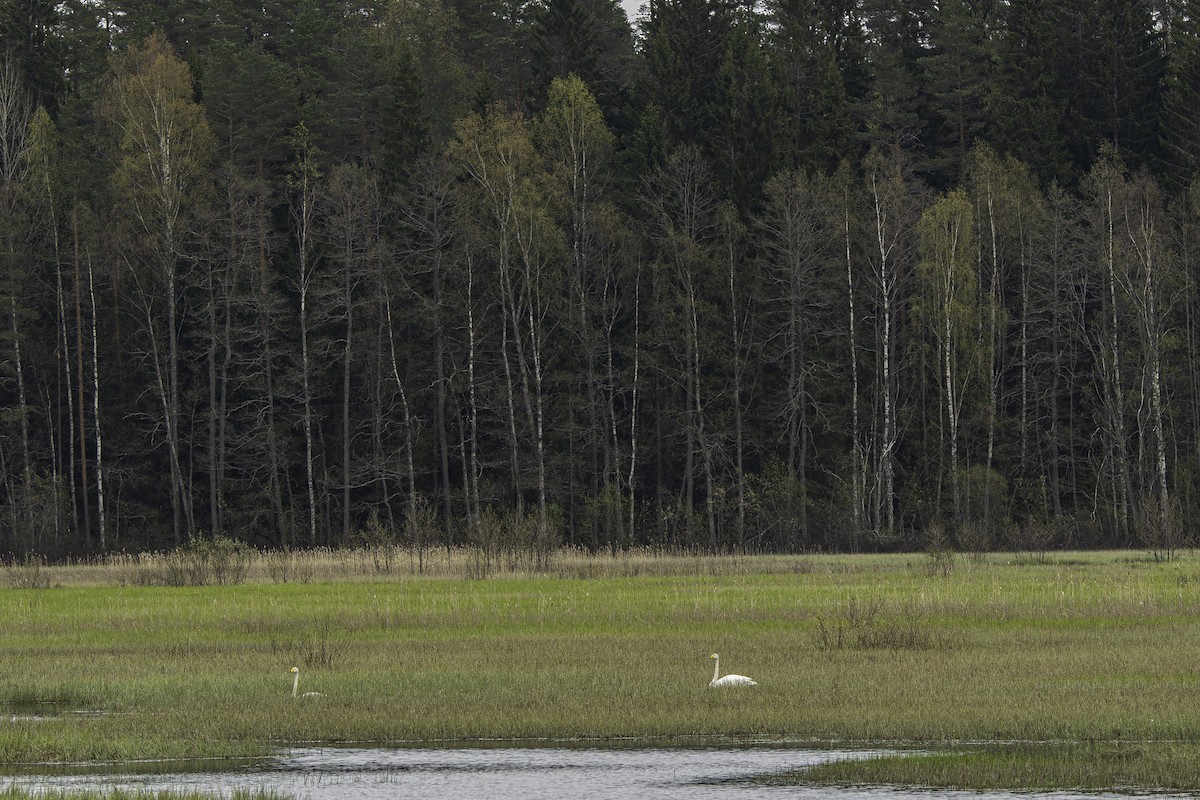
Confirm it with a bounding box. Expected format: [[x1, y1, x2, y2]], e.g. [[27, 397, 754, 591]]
[[812, 596, 942, 653], [1006, 520, 1056, 563], [264, 549, 314, 584], [922, 521, 956, 577], [404, 495, 441, 574], [270, 621, 348, 670], [1135, 496, 1188, 563], [354, 509, 396, 574], [5, 553, 51, 589], [161, 535, 253, 586]]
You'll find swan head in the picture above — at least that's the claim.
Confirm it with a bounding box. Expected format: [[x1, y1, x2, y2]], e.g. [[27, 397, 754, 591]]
[[709, 653, 718, 660], [290, 666, 299, 674]]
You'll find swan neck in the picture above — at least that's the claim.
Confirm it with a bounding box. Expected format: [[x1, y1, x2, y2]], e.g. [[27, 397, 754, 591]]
[[292, 672, 299, 698], [712, 656, 720, 684]]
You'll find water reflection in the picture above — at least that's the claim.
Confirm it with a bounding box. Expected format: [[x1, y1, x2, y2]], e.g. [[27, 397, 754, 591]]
[[0, 701, 109, 724], [3, 744, 1194, 800]]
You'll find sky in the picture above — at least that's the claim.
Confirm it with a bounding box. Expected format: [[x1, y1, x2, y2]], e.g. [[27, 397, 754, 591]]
[[620, 0, 644, 25]]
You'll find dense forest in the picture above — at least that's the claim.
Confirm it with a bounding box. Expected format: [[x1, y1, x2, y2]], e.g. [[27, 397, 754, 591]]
[[2, 0, 1200, 557]]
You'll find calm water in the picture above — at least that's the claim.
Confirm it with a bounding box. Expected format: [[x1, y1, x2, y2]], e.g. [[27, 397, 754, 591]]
[[3, 744, 1194, 800]]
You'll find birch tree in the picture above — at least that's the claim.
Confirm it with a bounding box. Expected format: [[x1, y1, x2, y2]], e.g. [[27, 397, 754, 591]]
[[1083, 149, 1135, 539], [536, 74, 617, 544], [100, 31, 215, 545], [915, 188, 978, 523], [449, 107, 563, 534], [861, 147, 920, 541], [1118, 170, 1175, 538], [287, 121, 323, 548]]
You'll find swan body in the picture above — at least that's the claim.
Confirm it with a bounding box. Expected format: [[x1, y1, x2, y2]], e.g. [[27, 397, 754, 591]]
[[290, 666, 325, 698], [709, 653, 757, 687]]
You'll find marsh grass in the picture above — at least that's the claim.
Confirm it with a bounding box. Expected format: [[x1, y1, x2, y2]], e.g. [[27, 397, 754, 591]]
[[0, 789, 290, 800], [46, 547, 830, 587], [3, 549, 1200, 792], [785, 741, 1200, 791]]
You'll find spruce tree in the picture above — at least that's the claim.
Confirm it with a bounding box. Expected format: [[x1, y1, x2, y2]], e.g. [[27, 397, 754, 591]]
[[712, 8, 777, 209], [987, 0, 1073, 185], [639, 0, 734, 155], [766, 0, 859, 175], [0, 0, 60, 107], [1077, 0, 1164, 171], [920, 0, 992, 184], [859, 0, 930, 161], [1159, 0, 1200, 193]]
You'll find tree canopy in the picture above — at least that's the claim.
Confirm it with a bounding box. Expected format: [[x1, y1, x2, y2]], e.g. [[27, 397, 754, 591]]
[[1, 0, 1199, 557]]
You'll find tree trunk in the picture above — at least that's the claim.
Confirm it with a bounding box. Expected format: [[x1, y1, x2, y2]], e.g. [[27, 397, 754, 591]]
[[87, 245, 107, 551]]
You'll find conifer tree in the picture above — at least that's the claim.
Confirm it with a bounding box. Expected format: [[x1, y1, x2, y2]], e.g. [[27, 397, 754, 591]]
[[1159, 0, 1200, 192], [639, 0, 734, 156], [0, 0, 61, 107], [527, 0, 636, 118], [988, 0, 1073, 185], [1077, 0, 1164, 170], [766, 0, 858, 175], [920, 0, 992, 184]]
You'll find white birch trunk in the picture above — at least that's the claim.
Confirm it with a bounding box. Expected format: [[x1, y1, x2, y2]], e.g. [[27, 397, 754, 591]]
[[87, 247, 106, 550]]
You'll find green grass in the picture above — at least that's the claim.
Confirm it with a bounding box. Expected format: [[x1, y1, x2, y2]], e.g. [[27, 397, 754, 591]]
[[4, 548, 1200, 791], [0, 790, 287, 800]]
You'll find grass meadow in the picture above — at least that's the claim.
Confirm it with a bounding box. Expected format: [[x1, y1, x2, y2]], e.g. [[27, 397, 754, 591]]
[[3, 547, 1200, 790]]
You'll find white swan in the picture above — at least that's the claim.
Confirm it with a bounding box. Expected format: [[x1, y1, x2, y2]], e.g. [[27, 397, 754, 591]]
[[290, 666, 325, 698], [709, 653, 757, 687]]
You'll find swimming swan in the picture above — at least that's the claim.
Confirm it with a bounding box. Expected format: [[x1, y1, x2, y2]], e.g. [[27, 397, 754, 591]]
[[709, 653, 757, 687], [290, 666, 325, 698]]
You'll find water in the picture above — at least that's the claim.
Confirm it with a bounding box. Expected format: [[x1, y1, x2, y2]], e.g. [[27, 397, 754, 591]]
[[3, 744, 1193, 800], [0, 701, 105, 723]]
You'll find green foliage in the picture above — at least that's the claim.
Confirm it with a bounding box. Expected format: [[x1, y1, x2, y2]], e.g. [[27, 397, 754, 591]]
[[919, 0, 992, 183], [527, 0, 634, 123], [767, 0, 861, 173], [639, 0, 735, 159], [580, 482, 628, 549], [101, 31, 217, 224], [957, 465, 1010, 547], [743, 457, 810, 552]]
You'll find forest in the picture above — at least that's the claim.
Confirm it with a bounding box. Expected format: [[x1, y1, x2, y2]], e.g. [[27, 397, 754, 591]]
[[1, 0, 1199, 557]]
